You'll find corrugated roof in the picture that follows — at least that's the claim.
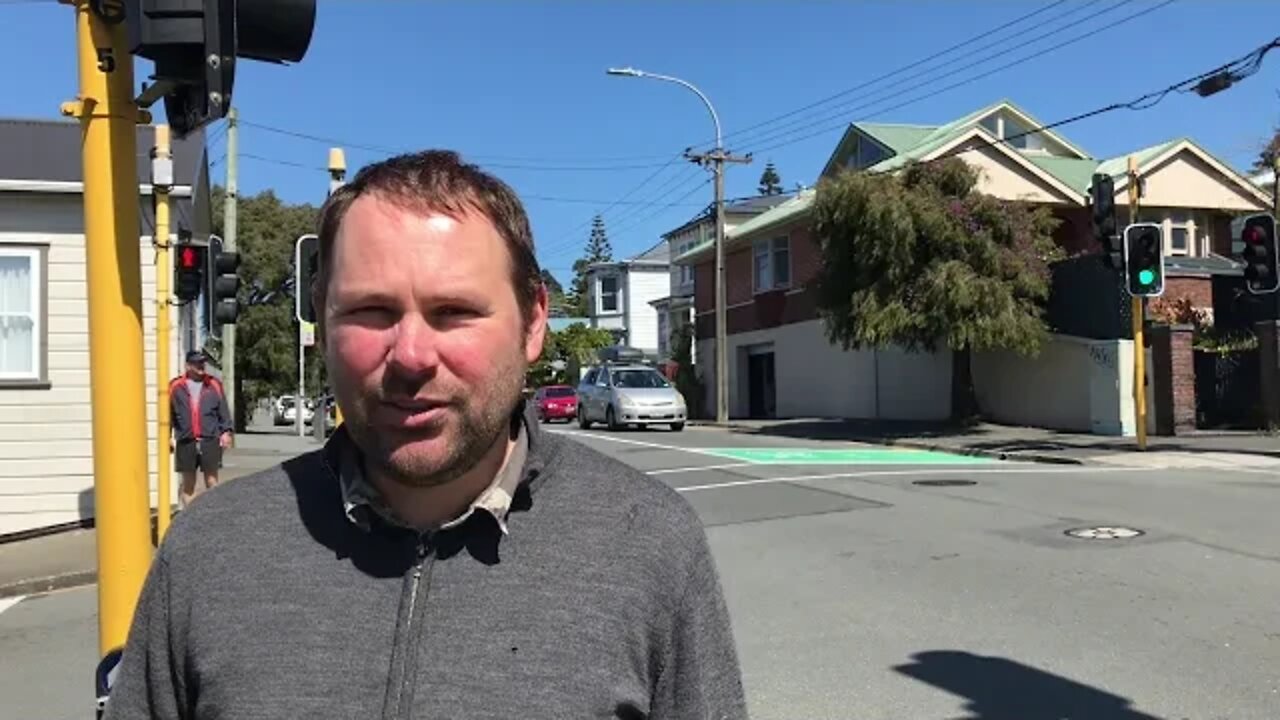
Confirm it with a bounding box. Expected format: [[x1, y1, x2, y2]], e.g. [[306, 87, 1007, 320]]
[[0, 118, 206, 186], [1094, 139, 1182, 178], [674, 189, 817, 264], [660, 193, 793, 239], [1026, 155, 1100, 193], [856, 123, 937, 153]]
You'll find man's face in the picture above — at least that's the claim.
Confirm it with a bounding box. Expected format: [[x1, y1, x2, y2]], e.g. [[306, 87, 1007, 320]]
[[186, 361, 205, 379], [322, 193, 546, 487]]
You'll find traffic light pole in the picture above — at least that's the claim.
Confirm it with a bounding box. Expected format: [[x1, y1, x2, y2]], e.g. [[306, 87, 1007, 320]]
[[153, 125, 173, 542], [1128, 155, 1148, 451], [61, 0, 153, 662], [221, 108, 238, 433]]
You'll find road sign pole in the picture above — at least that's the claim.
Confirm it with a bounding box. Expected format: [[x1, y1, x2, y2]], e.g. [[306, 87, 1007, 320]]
[[61, 0, 153, 662], [1128, 155, 1147, 450], [152, 125, 173, 542]]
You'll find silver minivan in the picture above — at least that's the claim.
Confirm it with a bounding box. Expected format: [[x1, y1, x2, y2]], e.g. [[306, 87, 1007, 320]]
[[576, 363, 686, 431]]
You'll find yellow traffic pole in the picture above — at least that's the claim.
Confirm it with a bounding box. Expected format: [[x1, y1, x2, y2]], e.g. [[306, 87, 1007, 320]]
[[61, 0, 153, 659], [153, 125, 173, 542], [1128, 155, 1148, 451], [328, 148, 346, 429]]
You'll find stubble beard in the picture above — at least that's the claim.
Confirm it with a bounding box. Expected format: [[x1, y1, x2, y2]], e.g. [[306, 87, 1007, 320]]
[[343, 357, 527, 490]]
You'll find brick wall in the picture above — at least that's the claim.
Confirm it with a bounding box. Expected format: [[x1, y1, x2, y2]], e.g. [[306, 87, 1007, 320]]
[[1163, 276, 1214, 309], [1151, 324, 1196, 434]]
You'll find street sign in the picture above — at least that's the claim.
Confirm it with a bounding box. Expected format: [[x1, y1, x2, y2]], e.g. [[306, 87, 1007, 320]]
[[300, 322, 316, 348]]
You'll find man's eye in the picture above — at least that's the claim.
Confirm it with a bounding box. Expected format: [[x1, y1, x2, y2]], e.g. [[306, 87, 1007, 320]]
[[436, 306, 478, 320]]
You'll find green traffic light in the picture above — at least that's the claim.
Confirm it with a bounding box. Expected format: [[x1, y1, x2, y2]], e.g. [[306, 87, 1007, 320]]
[[1138, 269, 1155, 286]]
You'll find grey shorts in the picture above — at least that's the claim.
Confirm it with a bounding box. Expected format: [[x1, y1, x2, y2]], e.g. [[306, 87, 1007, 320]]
[[175, 438, 223, 473]]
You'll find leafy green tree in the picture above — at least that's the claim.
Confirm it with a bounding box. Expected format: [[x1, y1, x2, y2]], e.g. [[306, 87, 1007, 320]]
[[670, 324, 704, 419], [568, 214, 612, 316], [210, 186, 320, 430], [758, 161, 784, 196], [811, 158, 1062, 422]]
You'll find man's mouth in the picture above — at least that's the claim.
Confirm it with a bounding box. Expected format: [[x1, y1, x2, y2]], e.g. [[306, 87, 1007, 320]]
[[379, 398, 451, 430]]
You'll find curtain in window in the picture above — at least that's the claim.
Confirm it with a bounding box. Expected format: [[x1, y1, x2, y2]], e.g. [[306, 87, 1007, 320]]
[[0, 255, 35, 375]]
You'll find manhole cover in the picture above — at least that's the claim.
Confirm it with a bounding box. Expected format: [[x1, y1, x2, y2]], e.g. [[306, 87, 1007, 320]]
[[1064, 526, 1144, 540], [912, 479, 978, 487]]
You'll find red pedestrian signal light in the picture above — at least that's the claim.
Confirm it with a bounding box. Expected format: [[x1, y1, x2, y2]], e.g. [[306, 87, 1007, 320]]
[[174, 243, 206, 302], [1238, 213, 1279, 295]]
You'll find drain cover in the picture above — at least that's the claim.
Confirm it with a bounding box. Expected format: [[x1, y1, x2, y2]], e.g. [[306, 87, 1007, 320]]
[[1064, 526, 1144, 540], [912, 479, 977, 487]]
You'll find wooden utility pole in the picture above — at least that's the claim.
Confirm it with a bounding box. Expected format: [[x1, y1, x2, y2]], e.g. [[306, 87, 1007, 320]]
[[1128, 155, 1148, 450]]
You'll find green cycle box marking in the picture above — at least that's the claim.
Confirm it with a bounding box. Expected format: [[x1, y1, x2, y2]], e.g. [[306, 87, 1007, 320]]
[[701, 447, 993, 465]]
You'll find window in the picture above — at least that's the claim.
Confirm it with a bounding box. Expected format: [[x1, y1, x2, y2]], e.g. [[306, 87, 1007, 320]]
[[598, 275, 620, 313], [678, 239, 696, 285], [0, 247, 43, 383], [1138, 209, 1203, 257], [753, 236, 791, 293], [611, 369, 671, 389]]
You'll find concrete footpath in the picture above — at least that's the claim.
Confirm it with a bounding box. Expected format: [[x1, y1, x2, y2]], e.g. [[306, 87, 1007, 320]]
[[691, 417, 1280, 465], [0, 428, 321, 599]]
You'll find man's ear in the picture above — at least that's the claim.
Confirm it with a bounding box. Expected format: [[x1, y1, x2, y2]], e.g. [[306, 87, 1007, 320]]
[[524, 284, 549, 364]]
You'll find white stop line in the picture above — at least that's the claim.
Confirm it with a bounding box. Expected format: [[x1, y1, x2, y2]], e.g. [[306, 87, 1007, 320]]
[[0, 596, 24, 617]]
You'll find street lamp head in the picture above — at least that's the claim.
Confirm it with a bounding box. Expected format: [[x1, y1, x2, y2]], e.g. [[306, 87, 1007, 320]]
[[606, 67, 643, 78]]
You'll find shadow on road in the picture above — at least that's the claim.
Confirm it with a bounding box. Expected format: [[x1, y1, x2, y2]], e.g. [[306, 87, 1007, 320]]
[[893, 650, 1166, 720]]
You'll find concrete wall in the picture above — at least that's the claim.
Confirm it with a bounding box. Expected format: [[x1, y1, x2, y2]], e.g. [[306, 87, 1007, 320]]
[[973, 333, 1156, 436], [697, 318, 951, 421], [0, 193, 180, 536]]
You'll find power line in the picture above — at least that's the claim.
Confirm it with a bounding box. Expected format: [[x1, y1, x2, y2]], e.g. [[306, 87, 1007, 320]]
[[237, 120, 673, 171], [693, 0, 1078, 151], [746, 0, 1176, 156], [865, 34, 1280, 178]]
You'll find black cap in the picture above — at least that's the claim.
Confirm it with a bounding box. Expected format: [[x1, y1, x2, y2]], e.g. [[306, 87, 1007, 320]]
[[186, 350, 207, 364]]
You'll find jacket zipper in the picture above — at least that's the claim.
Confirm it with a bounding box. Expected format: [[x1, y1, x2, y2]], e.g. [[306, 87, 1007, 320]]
[[392, 535, 432, 720]]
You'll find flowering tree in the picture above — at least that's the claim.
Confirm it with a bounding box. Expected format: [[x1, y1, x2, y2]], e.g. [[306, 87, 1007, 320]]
[[811, 158, 1063, 421]]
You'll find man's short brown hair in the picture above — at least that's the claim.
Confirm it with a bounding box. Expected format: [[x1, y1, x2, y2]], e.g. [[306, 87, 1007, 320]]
[[314, 150, 542, 331]]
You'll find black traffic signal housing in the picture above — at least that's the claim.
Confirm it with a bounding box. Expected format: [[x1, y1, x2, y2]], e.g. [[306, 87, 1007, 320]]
[[1123, 222, 1165, 297], [1238, 212, 1279, 295], [1089, 173, 1120, 269], [174, 241, 207, 302], [211, 249, 241, 325], [294, 233, 319, 323], [125, 0, 317, 137]]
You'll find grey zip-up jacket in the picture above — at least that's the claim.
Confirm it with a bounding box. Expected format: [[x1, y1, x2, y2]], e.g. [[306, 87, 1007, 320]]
[[168, 375, 232, 441], [103, 405, 749, 719]]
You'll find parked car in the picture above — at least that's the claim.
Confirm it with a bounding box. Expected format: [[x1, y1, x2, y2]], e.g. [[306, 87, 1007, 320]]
[[534, 385, 578, 423], [273, 395, 294, 426], [576, 363, 686, 431]]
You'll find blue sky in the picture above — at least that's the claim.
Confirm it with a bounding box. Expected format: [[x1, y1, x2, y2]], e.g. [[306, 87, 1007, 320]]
[[4, 0, 1280, 286]]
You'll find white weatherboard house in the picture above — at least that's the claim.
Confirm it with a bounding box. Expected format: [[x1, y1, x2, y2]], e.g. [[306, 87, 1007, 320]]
[[0, 118, 210, 537], [584, 241, 670, 357]]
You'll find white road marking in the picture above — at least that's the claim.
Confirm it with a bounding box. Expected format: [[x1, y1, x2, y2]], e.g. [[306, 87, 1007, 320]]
[[675, 466, 1144, 493], [648, 463, 756, 475], [548, 429, 729, 458], [0, 595, 25, 616]]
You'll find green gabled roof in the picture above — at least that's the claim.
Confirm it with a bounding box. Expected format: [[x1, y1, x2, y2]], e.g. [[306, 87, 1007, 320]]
[[672, 189, 819, 265], [856, 123, 937, 154], [1026, 155, 1101, 193], [1095, 138, 1183, 179]]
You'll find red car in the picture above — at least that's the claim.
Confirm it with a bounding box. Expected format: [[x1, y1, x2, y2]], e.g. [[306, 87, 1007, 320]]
[[535, 385, 578, 423]]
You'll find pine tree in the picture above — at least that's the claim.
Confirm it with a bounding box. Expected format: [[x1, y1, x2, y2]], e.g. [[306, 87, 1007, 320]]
[[758, 161, 783, 196], [568, 214, 613, 316]]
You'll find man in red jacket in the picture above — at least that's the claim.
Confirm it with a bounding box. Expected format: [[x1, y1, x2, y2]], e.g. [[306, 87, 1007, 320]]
[[169, 350, 233, 506]]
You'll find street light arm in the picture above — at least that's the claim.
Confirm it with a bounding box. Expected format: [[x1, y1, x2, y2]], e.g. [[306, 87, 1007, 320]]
[[607, 67, 722, 150]]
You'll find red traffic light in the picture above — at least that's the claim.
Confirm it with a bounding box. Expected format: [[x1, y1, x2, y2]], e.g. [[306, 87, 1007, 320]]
[[1243, 225, 1266, 245], [179, 246, 200, 269]]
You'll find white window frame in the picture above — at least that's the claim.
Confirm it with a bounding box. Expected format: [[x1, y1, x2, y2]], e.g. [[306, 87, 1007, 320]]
[[678, 239, 696, 286], [597, 274, 621, 314], [752, 235, 791, 294], [1138, 209, 1204, 257], [0, 246, 43, 383]]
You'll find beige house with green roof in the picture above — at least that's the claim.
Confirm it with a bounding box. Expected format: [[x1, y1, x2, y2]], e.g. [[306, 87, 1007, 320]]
[[675, 100, 1271, 423]]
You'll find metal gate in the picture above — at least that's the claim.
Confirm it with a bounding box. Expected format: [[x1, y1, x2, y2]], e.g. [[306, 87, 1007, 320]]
[[1194, 348, 1262, 429]]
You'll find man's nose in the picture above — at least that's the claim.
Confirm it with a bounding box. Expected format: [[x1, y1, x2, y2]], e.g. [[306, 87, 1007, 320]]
[[386, 314, 440, 379]]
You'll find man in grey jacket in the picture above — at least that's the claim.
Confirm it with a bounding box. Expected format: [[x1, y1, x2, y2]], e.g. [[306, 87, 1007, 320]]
[[104, 150, 748, 719]]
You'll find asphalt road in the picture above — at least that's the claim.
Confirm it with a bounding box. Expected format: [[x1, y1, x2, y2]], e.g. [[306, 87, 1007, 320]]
[[4, 424, 1279, 719]]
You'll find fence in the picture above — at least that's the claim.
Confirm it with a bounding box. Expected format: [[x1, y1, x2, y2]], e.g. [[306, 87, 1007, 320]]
[[1193, 347, 1262, 429]]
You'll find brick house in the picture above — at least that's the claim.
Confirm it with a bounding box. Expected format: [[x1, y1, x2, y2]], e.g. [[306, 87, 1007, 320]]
[[674, 100, 1272, 422]]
